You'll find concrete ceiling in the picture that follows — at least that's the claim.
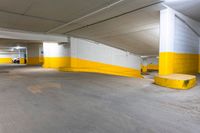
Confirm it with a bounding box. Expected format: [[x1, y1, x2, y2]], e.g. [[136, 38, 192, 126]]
[[165, 0, 200, 22], [0, 0, 163, 56], [0, 38, 41, 45], [0, 0, 199, 56]]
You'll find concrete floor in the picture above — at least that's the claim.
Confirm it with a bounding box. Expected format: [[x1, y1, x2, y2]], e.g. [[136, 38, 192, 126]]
[[0, 65, 200, 133]]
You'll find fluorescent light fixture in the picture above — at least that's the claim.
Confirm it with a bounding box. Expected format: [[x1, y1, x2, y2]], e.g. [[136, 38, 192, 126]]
[[16, 46, 20, 50]]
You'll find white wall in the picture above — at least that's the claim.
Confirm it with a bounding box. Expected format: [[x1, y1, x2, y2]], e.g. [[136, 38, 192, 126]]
[[43, 42, 70, 57], [70, 37, 141, 70], [0, 53, 18, 58], [27, 44, 40, 57], [143, 57, 158, 65], [174, 17, 199, 54]]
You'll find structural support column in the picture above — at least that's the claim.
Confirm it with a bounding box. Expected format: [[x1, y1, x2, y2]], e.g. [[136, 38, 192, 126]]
[[159, 8, 200, 75], [156, 7, 199, 89], [27, 44, 43, 65], [159, 8, 175, 75]]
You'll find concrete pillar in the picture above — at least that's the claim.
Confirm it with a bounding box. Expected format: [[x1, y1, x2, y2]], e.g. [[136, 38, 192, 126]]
[[19, 49, 26, 64], [27, 44, 43, 65], [159, 8, 200, 75]]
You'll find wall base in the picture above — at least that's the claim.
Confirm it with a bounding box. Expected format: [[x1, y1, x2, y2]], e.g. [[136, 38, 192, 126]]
[[28, 57, 43, 65], [0, 58, 12, 64], [60, 57, 142, 78]]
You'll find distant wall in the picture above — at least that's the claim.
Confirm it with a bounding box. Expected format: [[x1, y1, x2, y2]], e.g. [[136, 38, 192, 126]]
[[27, 44, 43, 65], [142, 57, 158, 72]]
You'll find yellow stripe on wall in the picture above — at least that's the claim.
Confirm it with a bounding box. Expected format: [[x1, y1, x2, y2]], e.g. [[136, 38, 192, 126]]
[[43, 57, 70, 68], [141, 65, 147, 73], [28, 57, 42, 65], [147, 64, 159, 71], [159, 52, 198, 75], [42, 57, 141, 78], [60, 57, 142, 78], [20, 58, 25, 64], [0, 58, 12, 64]]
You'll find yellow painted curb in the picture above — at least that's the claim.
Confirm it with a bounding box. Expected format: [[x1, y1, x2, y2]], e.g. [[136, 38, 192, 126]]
[[154, 74, 196, 90]]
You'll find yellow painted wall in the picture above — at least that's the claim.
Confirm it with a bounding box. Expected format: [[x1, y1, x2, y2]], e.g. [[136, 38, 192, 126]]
[[141, 64, 158, 73], [20, 58, 25, 64], [43, 57, 70, 69], [147, 64, 159, 71], [27, 57, 42, 65], [141, 65, 147, 73], [43, 57, 141, 78], [159, 52, 199, 75], [60, 57, 142, 78], [0, 58, 12, 64], [199, 55, 200, 73]]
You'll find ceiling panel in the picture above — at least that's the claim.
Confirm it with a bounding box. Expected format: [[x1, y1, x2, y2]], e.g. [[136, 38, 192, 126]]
[[0, 38, 41, 45], [67, 5, 160, 55], [165, 0, 200, 22], [0, 0, 163, 55], [50, 0, 163, 34], [25, 0, 119, 22], [0, 11, 62, 32], [0, 0, 33, 14]]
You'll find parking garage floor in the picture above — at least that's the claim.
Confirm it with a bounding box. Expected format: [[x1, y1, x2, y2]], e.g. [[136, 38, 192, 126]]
[[0, 65, 200, 133]]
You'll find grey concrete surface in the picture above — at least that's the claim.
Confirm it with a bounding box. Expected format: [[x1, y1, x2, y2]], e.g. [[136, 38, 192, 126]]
[[0, 65, 200, 133]]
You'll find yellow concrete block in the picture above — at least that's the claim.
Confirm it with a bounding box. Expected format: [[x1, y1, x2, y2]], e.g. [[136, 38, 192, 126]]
[[154, 74, 196, 90]]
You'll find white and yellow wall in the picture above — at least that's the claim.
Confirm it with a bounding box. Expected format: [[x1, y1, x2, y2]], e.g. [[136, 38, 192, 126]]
[[27, 44, 43, 65], [0, 51, 17, 64], [0, 47, 25, 64], [142, 57, 159, 72], [159, 8, 200, 75], [43, 37, 142, 78], [43, 42, 70, 68]]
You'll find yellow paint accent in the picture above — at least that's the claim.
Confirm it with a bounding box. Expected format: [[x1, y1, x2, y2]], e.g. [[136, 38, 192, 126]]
[[59, 57, 142, 78], [159, 52, 198, 75], [141, 65, 147, 73], [43, 57, 70, 68], [147, 64, 158, 71], [154, 74, 196, 90], [39, 56, 44, 63], [28, 57, 42, 65], [20, 58, 25, 64], [0, 58, 12, 64], [199, 55, 200, 73], [159, 52, 174, 75]]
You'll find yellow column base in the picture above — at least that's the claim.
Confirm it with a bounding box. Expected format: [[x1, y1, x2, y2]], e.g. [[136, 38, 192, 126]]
[[154, 74, 196, 90]]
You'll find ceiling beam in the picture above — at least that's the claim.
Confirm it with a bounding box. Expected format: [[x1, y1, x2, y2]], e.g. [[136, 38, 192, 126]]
[[47, 0, 125, 33], [0, 28, 69, 42]]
